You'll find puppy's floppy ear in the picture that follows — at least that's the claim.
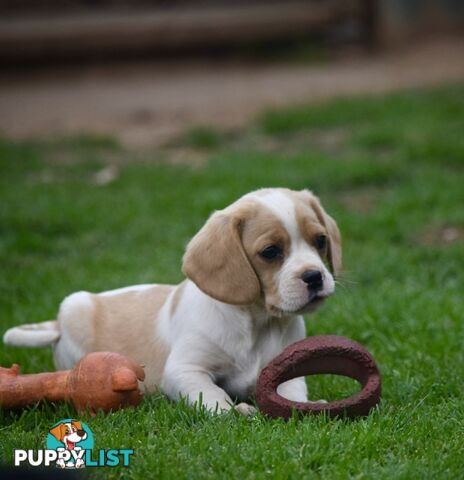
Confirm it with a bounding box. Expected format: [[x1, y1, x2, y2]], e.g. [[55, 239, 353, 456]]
[[49, 423, 66, 442], [308, 193, 342, 277], [182, 210, 261, 305]]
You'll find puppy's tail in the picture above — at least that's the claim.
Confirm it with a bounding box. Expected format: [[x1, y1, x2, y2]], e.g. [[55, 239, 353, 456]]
[[3, 320, 60, 348]]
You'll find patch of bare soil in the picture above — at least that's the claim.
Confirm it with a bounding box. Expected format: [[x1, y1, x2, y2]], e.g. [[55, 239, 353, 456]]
[[338, 188, 381, 215], [0, 36, 463, 149], [419, 225, 464, 247], [243, 128, 351, 155]]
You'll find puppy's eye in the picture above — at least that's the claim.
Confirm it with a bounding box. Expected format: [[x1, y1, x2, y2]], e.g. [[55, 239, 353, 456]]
[[259, 245, 283, 261], [315, 234, 327, 250]]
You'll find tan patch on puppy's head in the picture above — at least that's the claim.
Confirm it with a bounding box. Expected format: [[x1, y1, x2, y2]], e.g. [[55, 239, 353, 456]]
[[293, 190, 342, 276], [183, 197, 293, 309], [239, 205, 290, 311]]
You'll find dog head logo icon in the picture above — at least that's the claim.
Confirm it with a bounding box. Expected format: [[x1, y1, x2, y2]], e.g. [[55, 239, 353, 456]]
[[47, 419, 93, 468], [49, 420, 87, 450]]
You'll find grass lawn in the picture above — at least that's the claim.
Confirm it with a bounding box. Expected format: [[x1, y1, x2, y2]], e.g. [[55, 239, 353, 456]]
[[1, 84, 463, 479]]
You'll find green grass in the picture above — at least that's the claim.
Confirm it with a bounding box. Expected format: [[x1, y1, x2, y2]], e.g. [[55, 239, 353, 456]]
[[183, 126, 225, 150], [1, 84, 464, 479]]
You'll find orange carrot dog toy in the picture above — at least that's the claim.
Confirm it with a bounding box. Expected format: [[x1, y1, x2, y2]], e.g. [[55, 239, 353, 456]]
[[0, 352, 145, 414]]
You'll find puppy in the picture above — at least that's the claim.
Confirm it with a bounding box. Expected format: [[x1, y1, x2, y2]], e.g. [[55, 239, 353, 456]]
[[4, 188, 341, 415], [49, 420, 87, 468]]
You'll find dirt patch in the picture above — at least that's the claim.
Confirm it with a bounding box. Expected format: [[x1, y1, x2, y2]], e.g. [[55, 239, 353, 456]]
[[418, 225, 464, 247], [0, 35, 463, 148], [244, 128, 350, 155], [338, 188, 382, 215]]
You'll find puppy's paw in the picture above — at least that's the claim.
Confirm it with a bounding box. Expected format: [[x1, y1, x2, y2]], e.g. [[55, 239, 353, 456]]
[[234, 402, 257, 416]]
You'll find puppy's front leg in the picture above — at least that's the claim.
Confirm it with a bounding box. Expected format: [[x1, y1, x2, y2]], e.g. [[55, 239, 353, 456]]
[[162, 364, 252, 415]]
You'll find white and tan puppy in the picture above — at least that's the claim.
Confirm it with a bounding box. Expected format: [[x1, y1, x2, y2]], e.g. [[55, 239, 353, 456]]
[[4, 188, 341, 415]]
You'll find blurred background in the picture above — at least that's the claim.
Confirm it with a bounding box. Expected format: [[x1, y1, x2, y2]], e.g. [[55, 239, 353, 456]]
[[0, 0, 463, 146]]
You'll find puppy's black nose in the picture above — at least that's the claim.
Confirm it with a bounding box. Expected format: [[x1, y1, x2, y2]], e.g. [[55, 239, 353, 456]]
[[301, 270, 323, 291], [77, 430, 86, 437]]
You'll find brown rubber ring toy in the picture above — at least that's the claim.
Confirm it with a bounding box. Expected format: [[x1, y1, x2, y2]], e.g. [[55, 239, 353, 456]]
[[256, 335, 381, 419]]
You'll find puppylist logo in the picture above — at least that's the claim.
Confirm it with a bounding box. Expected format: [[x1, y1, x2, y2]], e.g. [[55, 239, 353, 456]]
[[14, 419, 134, 469]]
